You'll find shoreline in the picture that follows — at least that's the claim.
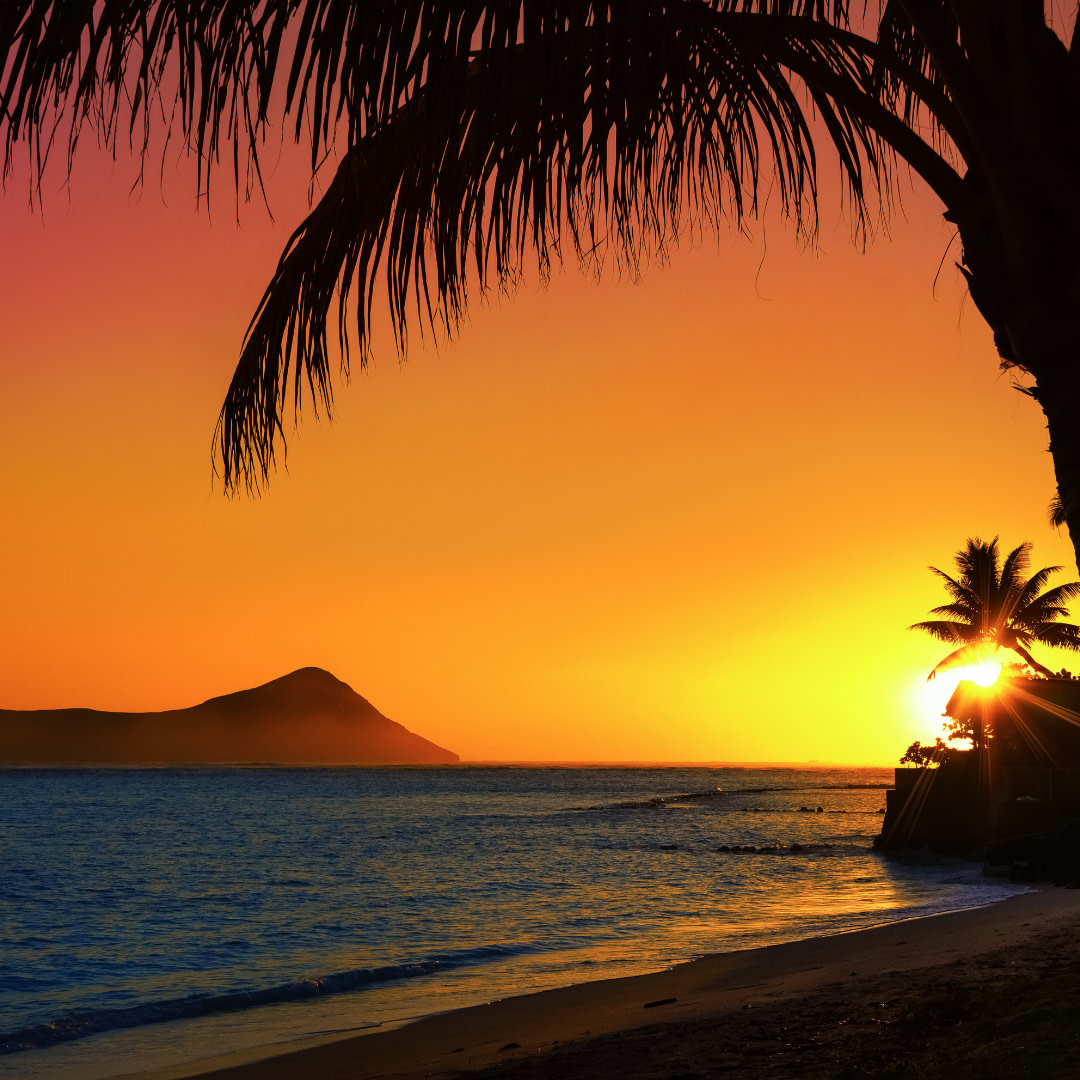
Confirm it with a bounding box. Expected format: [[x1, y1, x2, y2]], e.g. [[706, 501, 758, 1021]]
[[127, 887, 1080, 1080]]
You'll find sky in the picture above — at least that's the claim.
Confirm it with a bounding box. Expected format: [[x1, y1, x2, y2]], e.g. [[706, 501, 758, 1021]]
[[2, 126, 1078, 765]]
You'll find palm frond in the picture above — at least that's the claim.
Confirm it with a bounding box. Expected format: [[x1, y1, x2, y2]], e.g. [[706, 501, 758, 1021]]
[[1050, 494, 1069, 528], [1, 1, 285, 201], [952, 536, 998, 582], [927, 566, 974, 605], [1030, 623, 1080, 652], [1011, 564, 1062, 603], [925, 643, 988, 681], [1010, 582, 1079, 638], [998, 542, 1033, 590], [872, 0, 963, 157], [908, 619, 972, 645], [2, 1, 974, 490], [927, 601, 976, 622], [210, 1, 897, 489], [1014, 573, 1078, 610]]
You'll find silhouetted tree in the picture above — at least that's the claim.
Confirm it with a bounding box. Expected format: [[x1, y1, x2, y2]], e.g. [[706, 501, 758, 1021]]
[[910, 536, 1080, 679], [6, 3, 1080, 565], [899, 736, 950, 767]]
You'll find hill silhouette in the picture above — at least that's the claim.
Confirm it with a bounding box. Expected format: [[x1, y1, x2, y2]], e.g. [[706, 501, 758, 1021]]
[[0, 668, 459, 764]]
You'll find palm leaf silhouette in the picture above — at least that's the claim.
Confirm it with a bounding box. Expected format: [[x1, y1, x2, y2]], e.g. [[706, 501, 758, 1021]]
[[211, 4, 905, 487], [910, 537, 1080, 681], [5, 2, 1080, 559]]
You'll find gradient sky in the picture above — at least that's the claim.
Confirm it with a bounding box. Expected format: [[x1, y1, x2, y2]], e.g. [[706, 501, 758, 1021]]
[[2, 130, 1077, 764]]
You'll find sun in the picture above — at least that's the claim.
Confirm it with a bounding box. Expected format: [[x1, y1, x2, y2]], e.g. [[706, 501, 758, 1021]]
[[909, 659, 1004, 740], [966, 661, 1002, 687]]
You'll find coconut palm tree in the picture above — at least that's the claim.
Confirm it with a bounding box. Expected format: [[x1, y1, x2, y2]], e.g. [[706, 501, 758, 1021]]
[[910, 536, 1080, 680], [6, 3, 1080, 569]]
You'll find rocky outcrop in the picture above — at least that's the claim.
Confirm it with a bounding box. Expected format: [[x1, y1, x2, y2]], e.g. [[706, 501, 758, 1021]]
[[0, 667, 459, 764]]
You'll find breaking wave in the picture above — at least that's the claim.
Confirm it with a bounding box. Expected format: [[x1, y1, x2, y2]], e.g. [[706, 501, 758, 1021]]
[[0, 942, 540, 1055]]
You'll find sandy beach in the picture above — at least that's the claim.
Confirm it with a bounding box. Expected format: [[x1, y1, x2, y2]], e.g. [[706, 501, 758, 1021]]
[[131, 887, 1080, 1080]]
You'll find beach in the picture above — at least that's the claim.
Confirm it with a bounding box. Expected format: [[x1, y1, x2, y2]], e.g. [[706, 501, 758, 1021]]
[[131, 887, 1080, 1080]]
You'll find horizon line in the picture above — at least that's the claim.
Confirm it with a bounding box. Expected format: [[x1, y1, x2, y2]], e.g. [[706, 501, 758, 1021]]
[[0, 759, 895, 769]]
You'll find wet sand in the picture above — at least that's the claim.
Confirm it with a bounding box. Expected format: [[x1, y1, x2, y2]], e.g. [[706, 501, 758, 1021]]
[[138, 888, 1080, 1080]]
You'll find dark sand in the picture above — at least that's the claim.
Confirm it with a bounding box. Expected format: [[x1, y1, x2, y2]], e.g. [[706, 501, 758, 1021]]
[[136, 888, 1080, 1080]]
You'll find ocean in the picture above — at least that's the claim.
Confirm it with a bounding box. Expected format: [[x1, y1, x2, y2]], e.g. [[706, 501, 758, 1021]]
[[0, 766, 1026, 1079]]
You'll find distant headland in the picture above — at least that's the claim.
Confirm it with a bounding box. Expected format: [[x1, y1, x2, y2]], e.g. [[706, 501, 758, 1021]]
[[0, 667, 459, 765]]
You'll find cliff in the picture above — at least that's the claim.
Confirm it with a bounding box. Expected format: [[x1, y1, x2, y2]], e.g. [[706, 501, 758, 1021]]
[[0, 667, 459, 765]]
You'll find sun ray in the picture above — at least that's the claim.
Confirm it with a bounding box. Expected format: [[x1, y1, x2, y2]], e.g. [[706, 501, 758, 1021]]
[[1009, 684, 1080, 729]]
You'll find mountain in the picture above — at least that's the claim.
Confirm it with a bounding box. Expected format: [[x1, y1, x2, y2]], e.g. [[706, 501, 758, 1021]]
[[0, 668, 459, 764]]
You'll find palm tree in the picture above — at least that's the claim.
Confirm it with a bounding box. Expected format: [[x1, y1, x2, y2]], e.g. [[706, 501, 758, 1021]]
[[910, 536, 1080, 681], [6, 3, 1080, 570]]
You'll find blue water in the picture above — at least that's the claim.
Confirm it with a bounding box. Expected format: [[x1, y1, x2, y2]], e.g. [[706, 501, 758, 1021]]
[[0, 766, 1025, 1079]]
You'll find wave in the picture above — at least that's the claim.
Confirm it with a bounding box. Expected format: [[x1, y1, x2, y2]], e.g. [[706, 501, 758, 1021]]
[[583, 783, 892, 811], [476, 780, 892, 819], [815, 782, 893, 790], [721, 783, 892, 793], [0, 942, 542, 1056], [736, 807, 885, 815], [581, 789, 727, 811], [577, 793, 888, 817]]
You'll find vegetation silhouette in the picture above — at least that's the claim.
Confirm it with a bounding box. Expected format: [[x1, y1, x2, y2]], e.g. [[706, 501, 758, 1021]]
[[910, 536, 1080, 681], [887, 538, 1080, 856], [6, 4, 1080, 567], [899, 735, 950, 767]]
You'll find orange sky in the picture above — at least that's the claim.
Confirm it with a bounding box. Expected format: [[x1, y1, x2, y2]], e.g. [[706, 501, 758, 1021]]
[[2, 137, 1077, 764]]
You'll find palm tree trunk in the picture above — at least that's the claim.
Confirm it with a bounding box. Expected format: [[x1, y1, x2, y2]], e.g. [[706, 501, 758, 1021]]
[[1011, 642, 1057, 680], [949, 179, 1080, 575], [1007, 303, 1080, 578], [1033, 365, 1080, 574], [968, 302, 1080, 578]]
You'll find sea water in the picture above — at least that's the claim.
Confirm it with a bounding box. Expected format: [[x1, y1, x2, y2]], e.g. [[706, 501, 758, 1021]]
[[0, 766, 1026, 1079]]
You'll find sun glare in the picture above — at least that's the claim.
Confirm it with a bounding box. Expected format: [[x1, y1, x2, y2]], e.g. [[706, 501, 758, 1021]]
[[909, 660, 1003, 741], [966, 661, 1002, 687]]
